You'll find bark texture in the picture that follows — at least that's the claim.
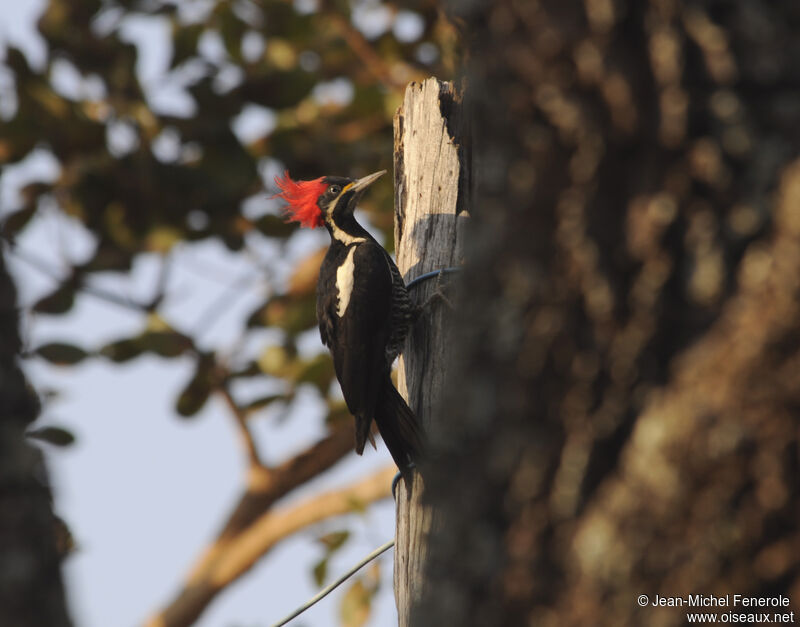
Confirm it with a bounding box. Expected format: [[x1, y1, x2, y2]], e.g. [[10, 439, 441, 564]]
[[415, 1, 800, 625], [0, 251, 72, 627], [392, 77, 468, 626]]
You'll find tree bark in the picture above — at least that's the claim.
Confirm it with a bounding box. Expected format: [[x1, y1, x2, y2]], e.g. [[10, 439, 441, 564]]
[[0, 251, 72, 627], [413, 0, 800, 625], [392, 78, 468, 626]]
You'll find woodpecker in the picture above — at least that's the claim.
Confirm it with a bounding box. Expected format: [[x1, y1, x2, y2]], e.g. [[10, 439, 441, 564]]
[[274, 169, 423, 475]]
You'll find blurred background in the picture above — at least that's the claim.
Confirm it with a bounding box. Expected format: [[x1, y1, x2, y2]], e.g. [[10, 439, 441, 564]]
[[6, 1, 800, 626], [0, 1, 457, 625]]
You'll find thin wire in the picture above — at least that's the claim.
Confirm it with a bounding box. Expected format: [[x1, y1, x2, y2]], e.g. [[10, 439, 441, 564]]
[[405, 266, 461, 290], [269, 539, 395, 627]]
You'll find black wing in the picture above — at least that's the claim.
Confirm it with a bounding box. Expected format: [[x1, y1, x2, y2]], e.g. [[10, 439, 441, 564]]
[[317, 243, 343, 349], [329, 242, 393, 425], [317, 263, 337, 349]]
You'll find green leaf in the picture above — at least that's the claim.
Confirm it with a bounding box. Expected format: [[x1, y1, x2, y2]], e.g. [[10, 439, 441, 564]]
[[254, 214, 296, 238], [217, 8, 246, 63], [340, 579, 372, 627], [35, 342, 88, 365], [243, 394, 285, 413], [311, 530, 351, 587], [53, 514, 77, 557], [141, 331, 191, 358], [176, 357, 214, 417], [257, 345, 290, 376], [176, 380, 211, 417], [32, 283, 76, 314], [1, 203, 37, 237], [345, 495, 368, 516], [145, 226, 184, 253], [249, 295, 317, 334], [246, 303, 268, 328], [172, 23, 203, 67], [312, 557, 328, 587], [80, 245, 134, 272], [27, 426, 76, 447], [295, 353, 335, 391], [99, 338, 144, 363], [229, 361, 262, 379], [317, 530, 350, 552]]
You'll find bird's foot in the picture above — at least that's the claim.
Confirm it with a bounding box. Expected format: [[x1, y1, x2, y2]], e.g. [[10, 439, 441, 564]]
[[417, 271, 455, 315], [391, 463, 417, 499], [391, 471, 403, 499]]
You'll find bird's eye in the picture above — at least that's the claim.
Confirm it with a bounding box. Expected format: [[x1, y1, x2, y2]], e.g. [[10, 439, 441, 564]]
[[329, 185, 341, 195]]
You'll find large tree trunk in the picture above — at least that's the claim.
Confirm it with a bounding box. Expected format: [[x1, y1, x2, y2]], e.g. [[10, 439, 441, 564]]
[[0, 251, 72, 627], [416, 1, 800, 625]]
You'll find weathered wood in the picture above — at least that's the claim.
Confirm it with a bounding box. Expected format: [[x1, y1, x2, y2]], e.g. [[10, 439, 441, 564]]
[[392, 78, 467, 625]]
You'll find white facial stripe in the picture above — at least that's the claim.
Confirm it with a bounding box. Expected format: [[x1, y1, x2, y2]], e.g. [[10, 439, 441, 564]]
[[325, 186, 351, 217], [336, 246, 358, 317], [326, 196, 365, 245]]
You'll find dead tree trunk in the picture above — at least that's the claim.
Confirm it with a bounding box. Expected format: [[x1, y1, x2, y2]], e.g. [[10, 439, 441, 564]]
[[392, 78, 468, 625]]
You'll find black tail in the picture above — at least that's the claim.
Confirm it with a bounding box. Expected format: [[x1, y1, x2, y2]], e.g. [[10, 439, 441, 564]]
[[373, 377, 424, 476]]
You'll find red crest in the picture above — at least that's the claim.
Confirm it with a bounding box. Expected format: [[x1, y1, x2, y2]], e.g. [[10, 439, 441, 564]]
[[273, 171, 327, 228]]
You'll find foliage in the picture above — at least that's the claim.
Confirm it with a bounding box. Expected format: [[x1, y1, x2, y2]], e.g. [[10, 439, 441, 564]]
[[1, 0, 455, 442], [0, 0, 457, 624], [3, 0, 455, 382], [340, 562, 381, 627]]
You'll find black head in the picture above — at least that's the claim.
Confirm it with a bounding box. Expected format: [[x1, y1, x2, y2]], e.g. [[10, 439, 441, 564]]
[[318, 171, 386, 227]]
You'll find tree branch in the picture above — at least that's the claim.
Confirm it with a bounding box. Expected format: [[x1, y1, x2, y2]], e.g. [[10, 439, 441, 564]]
[[318, 3, 424, 91], [144, 464, 396, 627], [217, 384, 267, 476], [8, 245, 149, 312], [216, 422, 358, 542], [143, 423, 358, 626]]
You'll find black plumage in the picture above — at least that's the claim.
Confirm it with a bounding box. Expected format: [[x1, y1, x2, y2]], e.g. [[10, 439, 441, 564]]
[[276, 170, 422, 474]]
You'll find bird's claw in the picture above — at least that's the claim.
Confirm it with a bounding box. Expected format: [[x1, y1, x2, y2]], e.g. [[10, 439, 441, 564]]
[[391, 471, 402, 499], [419, 271, 455, 313]]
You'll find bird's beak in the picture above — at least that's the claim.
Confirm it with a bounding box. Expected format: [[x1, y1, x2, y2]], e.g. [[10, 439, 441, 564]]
[[349, 170, 386, 193]]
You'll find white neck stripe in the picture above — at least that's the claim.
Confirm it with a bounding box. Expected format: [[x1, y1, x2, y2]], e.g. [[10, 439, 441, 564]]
[[326, 197, 366, 244], [336, 247, 358, 317], [331, 224, 366, 244]]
